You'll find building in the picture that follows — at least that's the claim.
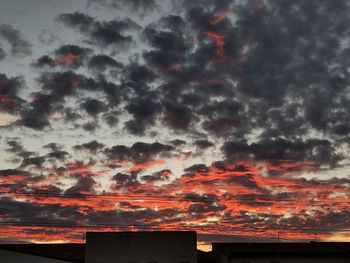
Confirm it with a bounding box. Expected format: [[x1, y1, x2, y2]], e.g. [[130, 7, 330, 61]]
[[2, 232, 350, 263], [0, 248, 71, 263], [85, 231, 197, 263], [212, 242, 350, 263], [0, 243, 85, 263]]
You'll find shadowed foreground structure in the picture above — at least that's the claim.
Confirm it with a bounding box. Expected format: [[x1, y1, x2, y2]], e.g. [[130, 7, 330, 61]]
[[1, 232, 350, 263], [85, 231, 197, 263], [213, 242, 350, 263]]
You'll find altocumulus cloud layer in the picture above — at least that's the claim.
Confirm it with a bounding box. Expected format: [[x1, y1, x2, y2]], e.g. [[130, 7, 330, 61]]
[[1, 0, 350, 244]]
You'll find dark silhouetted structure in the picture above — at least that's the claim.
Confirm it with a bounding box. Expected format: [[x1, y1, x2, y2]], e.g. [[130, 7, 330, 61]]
[[213, 242, 350, 263], [0, 243, 84, 263], [0, 247, 72, 263], [86, 231, 197, 263], [2, 233, 350, 263]]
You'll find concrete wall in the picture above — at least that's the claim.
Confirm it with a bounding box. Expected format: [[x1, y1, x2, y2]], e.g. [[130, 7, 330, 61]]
[[0, 249, 71, 263], [85, 232, 197, 263]]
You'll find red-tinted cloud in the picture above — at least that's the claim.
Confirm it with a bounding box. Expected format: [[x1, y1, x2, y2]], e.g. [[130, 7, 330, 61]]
[[1, 159, 349, 243]]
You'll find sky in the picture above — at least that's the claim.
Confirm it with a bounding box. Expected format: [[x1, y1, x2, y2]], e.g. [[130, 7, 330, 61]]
[[1, 0, 350, 250]]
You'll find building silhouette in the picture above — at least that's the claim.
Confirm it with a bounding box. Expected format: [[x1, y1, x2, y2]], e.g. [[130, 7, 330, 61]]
[[1, 232, 350, 263], [85, 231, 197, 263], [213, 242, 350, 263]]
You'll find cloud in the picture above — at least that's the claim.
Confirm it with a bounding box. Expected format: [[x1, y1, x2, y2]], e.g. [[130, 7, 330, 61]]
[[124, 97, 160, 135], [5, 140, 24, 153], [141, 169, 172, 183], [194, 140, 214, 150], [88, 0, 158, 13], [113, 172, 140, 188], [0, 159, 349, 242], [73, 140, 105, 154], [0, 73, 24, 115], [0, 47, 6, 60], [19, 71, 95, 130], [88, 54, 123, 72], [43, 143, 63, 152], [56, 12, 94, 32], [169, 139, 187, 146], [55, 45, 91, 69], [80, 99, 107, 117], [65, 176, 97, 195], [223, 138, 341, 167], [0, 24, 31, 56], [32, 55, 56, 68], [20, 156, 46, 168], [163, 102, 194, 130], [105, 142, 174, 163], [46, 151, 69, 162], [3, 0, 350, 244], [33, 44, 91, 69], [57, 12, 140, 48], [0, 169, 32, 181]]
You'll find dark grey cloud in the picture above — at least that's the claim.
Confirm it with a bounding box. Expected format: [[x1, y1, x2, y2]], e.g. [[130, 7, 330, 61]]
[[113, 172, 140, 188], [32, 55, 56, 68], [87, 207, 178, 227], [223, 138, 341, 167], [33, 45, 91, 69], [141, 22, 188, 75], [46, 150, 69, 162], [125, 64, 156, 84], [105, 142, 174, 163], [188, 202, 226, 215], [82, 121, 99, 131], [159, 15, 186, 33], [16, 0, 350, 146], [57, 12, 140, 48], [141, 169, 171, 183], [88, 54, 123, 72], [103, 110, 119, 127], [5, 139, 35, 161], [0, 169, 32, 179], [55, 12, 94, 32], [20, 156, 46, 168], [80, 99, 107, 117], [5, 140, 24, 153], [55, 45, 92, 68], [19, 93, 53, 130], [0, 47, 6, 60], [163, 102, 193, 130], [0, 73, 24, 114], [88, 0, 158, 13], [0, 195, 93, 227], [143, 27, 187, 53], [124, 96, 160, 135], [184, 164, 209, 175], [43, 143, 63, 152], [65, 176, 96, 194], [19, 71, 96, 130], [73, 140, 105, 153], [169, 139, 186, 146], [194, 139, 214, 149], [0, 24, 31, 56]]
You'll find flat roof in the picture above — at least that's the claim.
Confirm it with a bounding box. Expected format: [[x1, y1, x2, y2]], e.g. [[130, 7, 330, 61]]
[[212, 242, 350, 256], [0, 244, 85, 263], [86, 231, 196, 235]]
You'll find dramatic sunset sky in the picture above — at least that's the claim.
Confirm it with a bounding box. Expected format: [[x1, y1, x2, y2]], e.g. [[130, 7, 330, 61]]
[[1, 0, 350, 250]]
